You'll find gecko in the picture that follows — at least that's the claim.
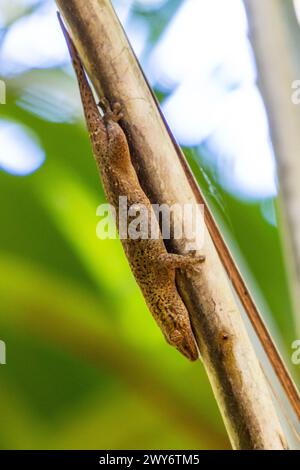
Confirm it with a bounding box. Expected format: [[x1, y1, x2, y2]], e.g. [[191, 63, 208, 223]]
[[59, 16, 205, 361]]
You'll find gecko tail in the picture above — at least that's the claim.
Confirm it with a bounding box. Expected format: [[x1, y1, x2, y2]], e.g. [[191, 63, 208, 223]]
[[57, 12, 105, 135], [57, 13, 85, 81]]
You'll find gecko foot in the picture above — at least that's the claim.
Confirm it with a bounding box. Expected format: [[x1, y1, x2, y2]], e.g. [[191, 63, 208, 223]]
[[99, 98, 123, 122], [112, 102, 124, 122], [157, 252, 205, 273], [183, 253, 206, 273]]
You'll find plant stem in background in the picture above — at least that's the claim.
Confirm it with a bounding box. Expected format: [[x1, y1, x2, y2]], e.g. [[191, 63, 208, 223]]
[[244, 0, 300, 330]]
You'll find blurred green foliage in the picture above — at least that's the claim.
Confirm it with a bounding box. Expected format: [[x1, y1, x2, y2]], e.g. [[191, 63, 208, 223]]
[[0, 0, 298, 451]]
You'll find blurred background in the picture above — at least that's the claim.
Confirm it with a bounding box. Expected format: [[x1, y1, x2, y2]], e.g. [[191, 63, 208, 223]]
[[0, 0, 299, 450]]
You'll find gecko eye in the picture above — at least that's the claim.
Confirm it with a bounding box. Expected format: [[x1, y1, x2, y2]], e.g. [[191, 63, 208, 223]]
[[169, 329, 183, 344]]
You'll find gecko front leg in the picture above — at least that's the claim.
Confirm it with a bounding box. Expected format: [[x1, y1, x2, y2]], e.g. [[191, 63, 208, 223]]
[[156, 253, 205, 272]]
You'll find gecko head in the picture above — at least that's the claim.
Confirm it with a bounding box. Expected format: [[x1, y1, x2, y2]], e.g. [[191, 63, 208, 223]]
[[168, 329, 199, 362]]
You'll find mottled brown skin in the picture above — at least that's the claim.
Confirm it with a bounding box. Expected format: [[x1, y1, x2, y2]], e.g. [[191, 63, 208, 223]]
[[60, 18, 205, 361]]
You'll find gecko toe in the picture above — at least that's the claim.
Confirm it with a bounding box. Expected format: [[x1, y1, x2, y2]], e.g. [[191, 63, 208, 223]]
[[112, 102, 123, 122], [99, 97, 111, 112], [186, 255, 206, 273], [113, 102, 122, 112]]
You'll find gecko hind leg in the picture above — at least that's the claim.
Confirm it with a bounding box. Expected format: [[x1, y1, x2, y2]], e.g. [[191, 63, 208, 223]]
[[157, 252, 205, 273], [99, 98, 123, 122]]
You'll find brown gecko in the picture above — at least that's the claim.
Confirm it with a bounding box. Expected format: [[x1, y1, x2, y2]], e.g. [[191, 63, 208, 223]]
[[59, 16, 205, 361]]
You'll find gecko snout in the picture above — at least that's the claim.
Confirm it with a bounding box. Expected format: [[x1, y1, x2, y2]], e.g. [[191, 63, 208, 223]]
[[179, 337, 199, 362], [169, 329, 199, 362]]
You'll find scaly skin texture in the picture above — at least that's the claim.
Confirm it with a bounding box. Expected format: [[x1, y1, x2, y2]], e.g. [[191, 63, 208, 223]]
[[60, 18, 204, 361]]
